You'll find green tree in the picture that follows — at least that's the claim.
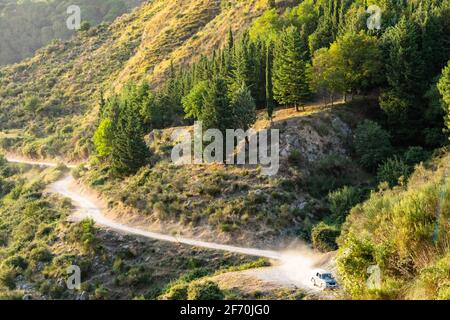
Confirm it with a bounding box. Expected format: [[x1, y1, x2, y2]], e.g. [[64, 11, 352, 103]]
[[312, 32, 382, 103], [379, 18, 426, 144], [230, 83, 256, 131], [311, 47, 345, 106], [354, 120, 393, 171], [272, 25, 311, 111], [182, 81, 209, 120], [265, 43, 275, 120], [328, 186, 364, 225], [230, 33, 252, 94], [331, 32, 383, 98], [93, 118, 113, 158], [249, 9, 285, 43], [199, 77, 232, 132], [111, 103, 151, 177], [438, 61, 450, 136]]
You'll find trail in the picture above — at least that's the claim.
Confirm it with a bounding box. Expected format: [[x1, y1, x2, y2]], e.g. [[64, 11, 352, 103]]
[[6, 156, 330, 291]]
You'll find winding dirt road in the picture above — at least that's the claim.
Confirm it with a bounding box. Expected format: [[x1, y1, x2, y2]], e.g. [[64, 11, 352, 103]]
[[7, 156, 328, 291]]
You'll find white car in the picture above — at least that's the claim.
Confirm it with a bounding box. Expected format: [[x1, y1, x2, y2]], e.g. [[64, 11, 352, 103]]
[[310, 269, 338, 290]]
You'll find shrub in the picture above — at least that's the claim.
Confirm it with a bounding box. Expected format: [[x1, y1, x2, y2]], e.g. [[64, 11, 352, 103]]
[[377, 157, 411, 188], [0, 266, 16, 290], [29, 246, 53, 264], [161, 283, 189, 300], [187, 280, 224, 300], [403, 146, 430, 166], [354, 120, 393, 170], [288, 150, 302, 168], [328, 186, 364, 225], [3, 255, 28, 271], [305, 155, 355, 197], [94, 286, 109, 300], [311, 222, 340, 252], [79, 21, 91, 32]]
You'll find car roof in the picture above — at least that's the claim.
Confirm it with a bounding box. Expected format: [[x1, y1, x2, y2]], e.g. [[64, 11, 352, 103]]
[[312, 269, 330, 274]]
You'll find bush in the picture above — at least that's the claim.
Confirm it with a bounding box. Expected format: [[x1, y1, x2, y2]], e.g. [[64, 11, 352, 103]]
[[377, 157, 411, 188], [305, 155, 355, 198], [403, 146, 430, 166], [187, 280, 224, 300], [3, 255, 28, 271], [288, 150, 302, 168], [354, 120, 393, 170], [0, 266, 16, 290], [94, 286, 109, 300], [29, 246, 53, 264], [311, 222, 340, 252], [161, 283, 189, 300], [328, 186, 364, 225]]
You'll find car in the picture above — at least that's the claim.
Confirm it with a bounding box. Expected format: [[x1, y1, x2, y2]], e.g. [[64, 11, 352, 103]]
[[310, 269, 338, 290]]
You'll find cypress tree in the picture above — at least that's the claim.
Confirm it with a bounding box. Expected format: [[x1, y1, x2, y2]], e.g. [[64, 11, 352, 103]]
[[230, 32, 252, 94], [266, 42, 275, 120], [272, 25, 311, 111], [200, 76, 232, 133], [111, 103, 151, 177]]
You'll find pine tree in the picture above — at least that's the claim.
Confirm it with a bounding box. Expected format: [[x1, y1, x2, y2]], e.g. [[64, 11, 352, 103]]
[[438, 61, 450, 136], [230, 82, 256, 131], [265, 42, 275, 120], [200, 76, 232, 132], [230, 32, 252, 94], [380, 17, 426, 144], [272, 25, 311, 111], [111, 103, 151, 177]]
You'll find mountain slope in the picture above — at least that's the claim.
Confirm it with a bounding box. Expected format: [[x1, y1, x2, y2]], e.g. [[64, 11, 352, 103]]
[[0, 0, 270, 160], [337, 149, 450, 299], [0, 0, 145, 66]]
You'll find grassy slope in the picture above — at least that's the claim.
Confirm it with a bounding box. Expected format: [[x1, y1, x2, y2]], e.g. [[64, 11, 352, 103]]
[[336, 149, 450, 300], [0, 160, 258, 300], [0, 0, 145, 66], [0, 0, 268, 160], [78, 102, 371, 247]]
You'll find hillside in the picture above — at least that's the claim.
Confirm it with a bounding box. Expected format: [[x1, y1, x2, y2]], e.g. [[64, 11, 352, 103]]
[[77, 101, 371, 247], [0, 0, 145, 66], [337, 149, 450, 300], [0, 158, 262, 299], [0, 0, 272, 160], [0, 0, 449, 302]]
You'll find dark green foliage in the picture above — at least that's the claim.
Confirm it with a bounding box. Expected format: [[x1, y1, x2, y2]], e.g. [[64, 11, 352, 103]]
[[328, 186, 364, 225], [187, 280, 224, 300], [438, 61, 450, 136], [377, 157, 411, 187], [265, 43, 275, 120], [273, 25, 311, 111], [354, 120, 393, 171], [79, 21, 91, 32], [305, 154, 359, 198], [403, 146, 431, 166], [311, 222, 339, 252], [111, 99, 151, 177], [200, 77, 232, 132], [379, 1, 450, 146]]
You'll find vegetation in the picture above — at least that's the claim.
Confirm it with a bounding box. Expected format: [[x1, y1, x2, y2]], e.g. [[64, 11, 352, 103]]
[[0, 0, 144, 65], [0, 0, 449, 301], [354, 120, 393, 171], [337, 152, 450, 299]]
